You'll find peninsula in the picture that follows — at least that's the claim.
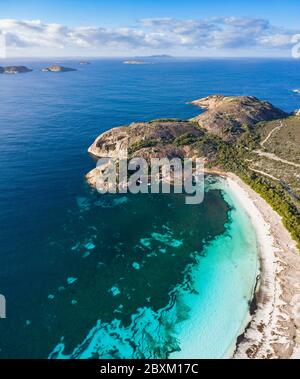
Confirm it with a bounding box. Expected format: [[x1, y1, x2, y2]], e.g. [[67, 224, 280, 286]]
[[86, 95, 300, 359]]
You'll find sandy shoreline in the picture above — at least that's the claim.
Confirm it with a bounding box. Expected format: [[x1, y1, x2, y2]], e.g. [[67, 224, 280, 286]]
[[224, 173, 300, 359]]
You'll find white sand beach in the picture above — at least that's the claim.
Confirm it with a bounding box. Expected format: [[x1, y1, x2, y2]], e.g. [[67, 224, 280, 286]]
[[226, 174, 300, 359]]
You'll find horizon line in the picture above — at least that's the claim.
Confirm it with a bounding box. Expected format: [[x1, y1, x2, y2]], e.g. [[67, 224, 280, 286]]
[[0, 55, 297, 60]]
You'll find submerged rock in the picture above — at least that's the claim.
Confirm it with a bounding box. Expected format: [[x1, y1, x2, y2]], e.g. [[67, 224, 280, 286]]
[[67, 277, 78, 285], [42, 65, 77, 72]]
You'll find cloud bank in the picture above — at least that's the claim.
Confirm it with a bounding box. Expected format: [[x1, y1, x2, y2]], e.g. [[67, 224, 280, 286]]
[[0, 17, 298, 57]]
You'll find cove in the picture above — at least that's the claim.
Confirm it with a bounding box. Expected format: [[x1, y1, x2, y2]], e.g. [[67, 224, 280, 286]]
[[48, 176, 259, 359]]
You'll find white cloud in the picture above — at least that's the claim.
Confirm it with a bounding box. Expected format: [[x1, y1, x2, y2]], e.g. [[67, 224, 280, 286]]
[[0, 17, 298, 56]]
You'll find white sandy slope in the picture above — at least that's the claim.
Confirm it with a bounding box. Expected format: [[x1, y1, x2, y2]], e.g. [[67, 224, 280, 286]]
[[227, 174, 300, 359]]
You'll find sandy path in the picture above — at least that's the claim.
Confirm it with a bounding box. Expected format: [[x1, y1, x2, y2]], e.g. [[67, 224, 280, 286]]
[[261, 121, 283, 147]]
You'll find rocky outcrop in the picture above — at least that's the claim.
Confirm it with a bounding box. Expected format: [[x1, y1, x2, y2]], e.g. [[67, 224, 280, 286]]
[[294, 109, 300, 117], [86, 119, 204, 187], [88, 119, 202, 161], [190, 95, 287, 141], [42, 65, 77, 72], [2, 66, 32, 74]]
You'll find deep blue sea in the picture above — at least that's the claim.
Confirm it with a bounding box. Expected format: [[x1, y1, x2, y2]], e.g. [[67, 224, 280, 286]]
[[0, 58, 299, 358]]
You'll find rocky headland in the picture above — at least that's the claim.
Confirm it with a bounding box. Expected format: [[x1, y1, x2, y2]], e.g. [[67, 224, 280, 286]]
[[86, 95, 300, 358], [87, 95, 287, 165]]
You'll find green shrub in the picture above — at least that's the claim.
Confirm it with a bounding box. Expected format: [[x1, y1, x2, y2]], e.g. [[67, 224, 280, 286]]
[[128, 139, 158, 154], [173, 133, 200, 147]]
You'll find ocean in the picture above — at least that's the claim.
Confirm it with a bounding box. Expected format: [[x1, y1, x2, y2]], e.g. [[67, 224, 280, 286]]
[[0, 58, 299, 358]]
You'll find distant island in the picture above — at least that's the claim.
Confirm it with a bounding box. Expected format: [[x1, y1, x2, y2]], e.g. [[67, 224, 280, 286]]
[[123, 55, 173, 65], [135, 55, 173, 59], [41, 65, 77, 72], [0, 66, 32, 74], [86, 94, 300, 359], [123, 60, 151, 65], [79, 61, 91, 65]]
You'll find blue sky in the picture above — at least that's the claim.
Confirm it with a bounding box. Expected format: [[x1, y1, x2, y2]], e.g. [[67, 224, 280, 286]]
[[2, 0, 300, 28], [0, 0, 299, 57]]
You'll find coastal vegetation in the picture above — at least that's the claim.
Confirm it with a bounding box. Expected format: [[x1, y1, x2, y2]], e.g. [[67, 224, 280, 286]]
[[193, 119, 300, 248], [128, 139, 159, 154], [187, 120, 300, 247]]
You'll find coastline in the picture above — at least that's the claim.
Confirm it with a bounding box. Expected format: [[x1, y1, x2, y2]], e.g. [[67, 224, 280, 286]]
[[225, 174, 300, 359]]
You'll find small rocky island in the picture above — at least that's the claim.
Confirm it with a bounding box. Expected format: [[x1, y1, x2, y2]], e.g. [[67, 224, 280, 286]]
[[0, 66, 33, 74], [79, 61, 90, 65], [41, 65, 77, 72]]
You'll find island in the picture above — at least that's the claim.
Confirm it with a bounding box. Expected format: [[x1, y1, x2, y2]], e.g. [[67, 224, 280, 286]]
[[123, 60, 150, 65], [86, 95, 300, 359], [135, 55, 173, 59], [0, 66, 33, 74], [79, 61, 90, 65], [41, 65, 77, 72]]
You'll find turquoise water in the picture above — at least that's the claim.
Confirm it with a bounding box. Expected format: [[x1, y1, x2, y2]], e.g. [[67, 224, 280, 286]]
[[0, 58, 299, 358], [48, 177, 259, 359], [171, 178, 259, 359]]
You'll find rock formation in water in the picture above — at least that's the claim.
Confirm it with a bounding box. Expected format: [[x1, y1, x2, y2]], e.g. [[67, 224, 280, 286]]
[[42, 65, 77, 72], [1, 66, 33, 74]]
